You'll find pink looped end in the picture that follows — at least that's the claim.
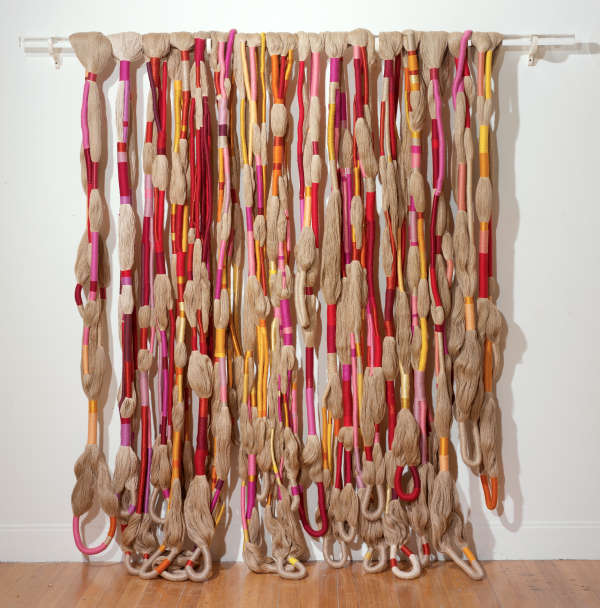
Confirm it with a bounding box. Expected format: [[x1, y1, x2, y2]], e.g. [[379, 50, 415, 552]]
[[72, 516, 115, 556]]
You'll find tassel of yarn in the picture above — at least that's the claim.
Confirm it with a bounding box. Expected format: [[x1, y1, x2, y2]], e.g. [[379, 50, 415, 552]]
[[150, 439, 172, 491], [163, 476, 185, 549], [163, 400, 186, 550], [184, 474, 215, 548], [243, 507, 271, 573], [406, 461, 435, 545], [113, 388, 139, 497], [71, 444, 100, 518]]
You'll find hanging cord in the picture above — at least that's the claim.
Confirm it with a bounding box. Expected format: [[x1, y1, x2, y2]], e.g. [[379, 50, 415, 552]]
[[210, 25, 236, 524], [445, 31, 483, 469], [292, 32, 330, 544], [317, 31, 352, 568], [70, 31, 119, 557], [123, 33, 160, 569], [252, 31, 274, 508], [473, 32, 504, 511], [149, 32, 197, 582], [377, 30, 422, 580], [185, 33, 230, 582], [422, 30, 484, 581], [397, 30, 435, 568], [107, 33, 144, 560], [331, 36, 371, 541], [138, 32, 187, 580], [182, 37, 218, 581], [139, 35, 174, 534], [236, 32, 275, 575], [343, 32, 387, 568], [169, 34, 197, 498], [264, 31, 310, 579], [332, 53, 367, 543]]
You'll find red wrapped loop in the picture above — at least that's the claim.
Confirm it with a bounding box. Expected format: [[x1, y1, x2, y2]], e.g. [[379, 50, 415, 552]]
[[394, 465, 421, 502]]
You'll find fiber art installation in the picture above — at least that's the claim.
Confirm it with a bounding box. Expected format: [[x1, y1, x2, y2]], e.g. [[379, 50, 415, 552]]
[[69, 29, 505, 582]]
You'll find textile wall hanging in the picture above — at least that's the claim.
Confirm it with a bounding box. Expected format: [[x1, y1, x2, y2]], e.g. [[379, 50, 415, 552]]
[[69, 28, 505, 582]]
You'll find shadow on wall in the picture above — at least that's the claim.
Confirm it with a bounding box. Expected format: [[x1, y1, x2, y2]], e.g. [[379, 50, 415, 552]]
[[464, 39, 600, 559], [462, 44, 526, 560]]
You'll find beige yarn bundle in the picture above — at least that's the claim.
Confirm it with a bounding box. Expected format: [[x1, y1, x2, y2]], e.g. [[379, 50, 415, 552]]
[[69, 31, 119, 552]]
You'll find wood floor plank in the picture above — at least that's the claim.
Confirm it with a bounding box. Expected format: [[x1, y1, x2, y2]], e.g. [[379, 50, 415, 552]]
[[485, 560, 528, 607], [469, 568, 501, 607], [238, 566, 279, 608], [516, 560, 568, 608], [135, 578, 165, 608], [44, 562, 102, 608], [74, 564, 124, 608], [178, 562, 240, 608], [435, 561, 475, 608], [0, 563, 22, 596], [277, 572, 302, 608], [43, 563, 84, 608], [574, 559, 600, 599], [437, 559, 499, 608], [533, 560, 575, 608], [337, 563, 359, 608], [3, 563, 61, 608], [0, 562, 42, 600], [374, 569, 423, 608], [316, 559, 338, 608], [407, 562, 452, 608], [350, 561, 383, 608], [2, 560, 600, 607], [298, 562, 322, 608], [554, 560, 600, 606], [113, 574, 150, 608], [502, 560, 558, 607], [93, 564, 132, 607], [154, 575, 186, 607]]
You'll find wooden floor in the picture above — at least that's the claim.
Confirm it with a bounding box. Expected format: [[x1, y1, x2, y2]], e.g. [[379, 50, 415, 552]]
[[1, 561, 599, 607]]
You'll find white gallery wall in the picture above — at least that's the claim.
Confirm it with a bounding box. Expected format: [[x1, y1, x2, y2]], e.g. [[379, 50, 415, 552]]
[[1, 0, 599, 562]]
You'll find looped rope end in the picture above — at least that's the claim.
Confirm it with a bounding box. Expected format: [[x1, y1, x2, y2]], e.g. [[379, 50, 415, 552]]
[[394, 465, 421, 502], [72, 515, 117, 556], [184, 544, 213, 582], [480, 474, 498, 510], [442, 543, 485, 581], [390, 544, 422, 579], [459, 420, 482, 467], [360, 483, 385, 521]]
